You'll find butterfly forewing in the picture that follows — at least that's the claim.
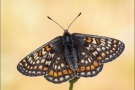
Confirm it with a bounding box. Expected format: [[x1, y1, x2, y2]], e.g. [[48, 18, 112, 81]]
[[72, 33, 125, 63], [17, 36, 62, 76]]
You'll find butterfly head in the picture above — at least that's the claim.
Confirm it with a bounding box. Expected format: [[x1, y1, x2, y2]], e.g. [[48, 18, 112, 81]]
[[63, 29, 70, 35]]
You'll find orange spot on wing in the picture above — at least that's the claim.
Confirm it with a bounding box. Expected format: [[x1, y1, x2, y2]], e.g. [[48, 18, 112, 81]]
[[97, 56, 102, 60], [91, 65, 95, 70], [63, 70, 68, 74], [38, 50, 42, 57], [101, 52, 106, 57], [86, 66, 90, 70], [38, 65, 43, 70], [34, 66, 37, 70], [93, 61, 98, 66], [45, 45, 51, 51], [53, 72, 57, 77], [86, 37, 92, 43], [68, 70, 73, 74], [81, 66, 85, 71], [95, 38, 101, 44], [43, 67, 48, 71], [58, 72, 62, 76], [49, 70, 53, 76]]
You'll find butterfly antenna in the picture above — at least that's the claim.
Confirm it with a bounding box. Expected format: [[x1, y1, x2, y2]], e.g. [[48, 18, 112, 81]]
[[47, 16, 65, 31], [67, 12, 81, 30]]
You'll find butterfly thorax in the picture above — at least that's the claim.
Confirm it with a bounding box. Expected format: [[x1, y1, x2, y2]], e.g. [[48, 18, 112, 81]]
[[63, 30, 78, 71]]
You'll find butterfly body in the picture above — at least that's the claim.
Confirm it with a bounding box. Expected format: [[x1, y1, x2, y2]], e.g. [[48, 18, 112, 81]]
[[63, 30, 78, 71]]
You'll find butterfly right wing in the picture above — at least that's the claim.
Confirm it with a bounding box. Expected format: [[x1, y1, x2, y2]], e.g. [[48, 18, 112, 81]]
[[17, 36, 63, 76]]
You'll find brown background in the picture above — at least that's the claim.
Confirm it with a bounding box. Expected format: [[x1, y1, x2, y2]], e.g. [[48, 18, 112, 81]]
[[2, 0, 134, 90]]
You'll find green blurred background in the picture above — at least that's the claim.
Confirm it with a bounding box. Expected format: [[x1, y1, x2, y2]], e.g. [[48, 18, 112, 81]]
[[1, 0, 134, 90]]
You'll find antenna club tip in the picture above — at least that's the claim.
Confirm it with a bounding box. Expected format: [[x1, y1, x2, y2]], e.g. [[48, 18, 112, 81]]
[[47, 16, 51, 19], [78, 12, 82, 16]]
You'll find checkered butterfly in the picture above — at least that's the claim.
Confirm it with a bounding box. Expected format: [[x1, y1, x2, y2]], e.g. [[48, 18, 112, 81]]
[[17, 13, 125, 84]]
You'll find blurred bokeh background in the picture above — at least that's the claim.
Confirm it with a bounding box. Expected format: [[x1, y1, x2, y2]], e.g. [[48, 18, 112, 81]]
[[1, 0, 134, 90]]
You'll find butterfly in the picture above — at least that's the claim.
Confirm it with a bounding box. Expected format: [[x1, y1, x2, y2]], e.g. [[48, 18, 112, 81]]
[[17, 13, 125, 84]]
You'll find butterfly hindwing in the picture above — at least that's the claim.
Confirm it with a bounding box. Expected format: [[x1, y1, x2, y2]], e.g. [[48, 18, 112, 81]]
[[75, 48, 104, 77], [72, 33, 125, 63], [44, 54, 75, 83], [17, 36, 62, 76], [69, 40, 103, 77]]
